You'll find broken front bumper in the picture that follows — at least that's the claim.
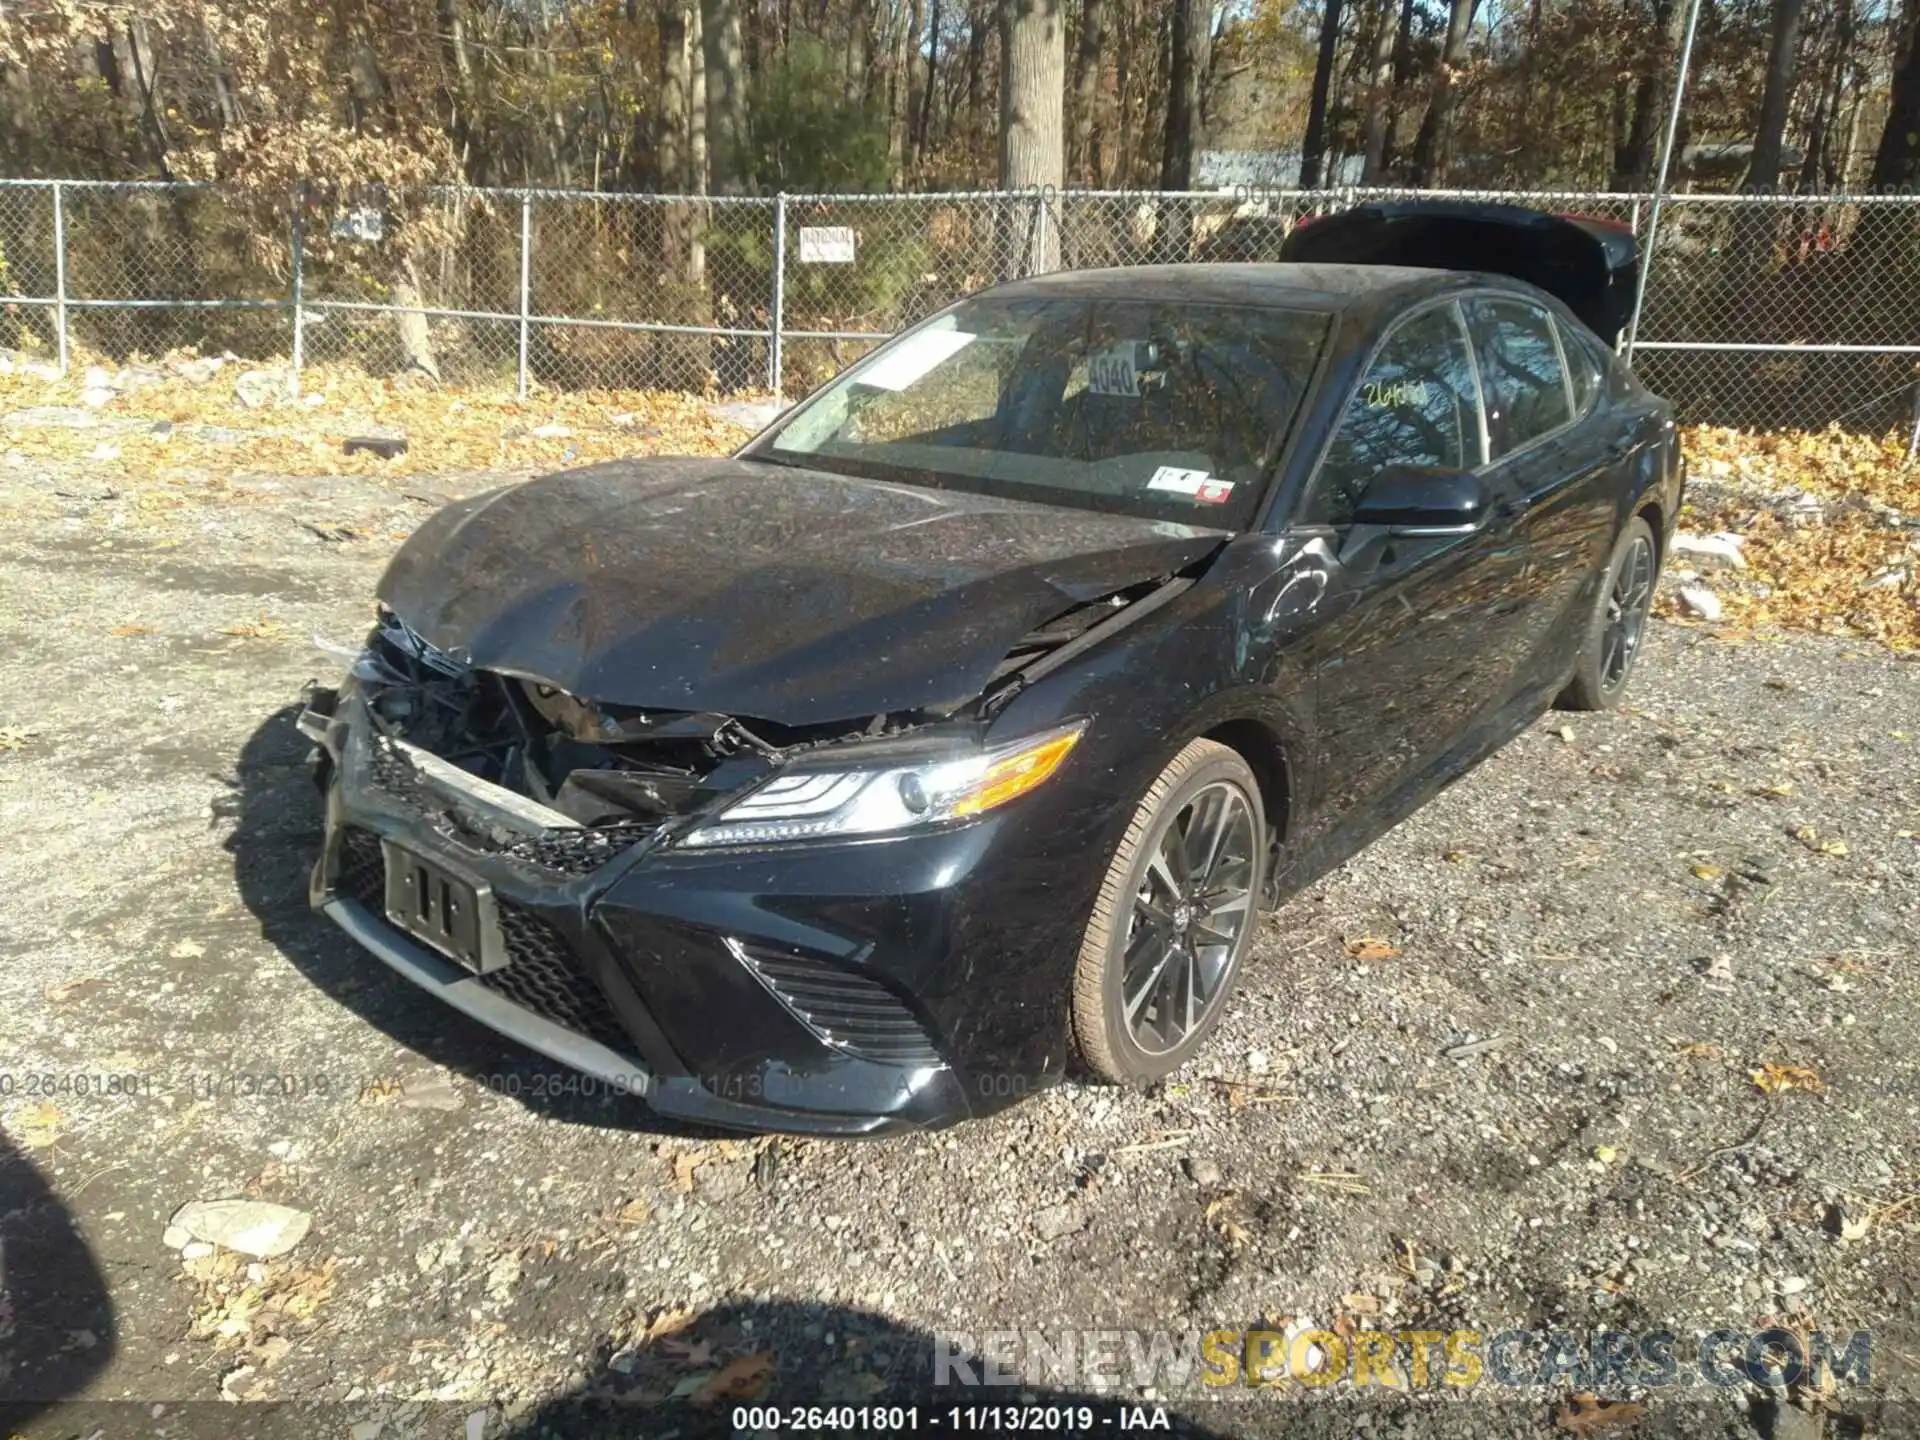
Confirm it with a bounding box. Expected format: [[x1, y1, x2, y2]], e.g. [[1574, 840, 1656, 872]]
[[301, 683, 1007, 1136]]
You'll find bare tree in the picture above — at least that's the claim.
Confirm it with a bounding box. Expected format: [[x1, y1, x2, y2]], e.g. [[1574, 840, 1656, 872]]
[[1745, 0, 1807, 190], [1409, 0, 1479, 185], [1300, 0, 1346, 186], [1160, 0, 1209, 189], [1000, 0, 1064, 268], [1071, 0, 1108, 183], [703, 0, 749, 192], [1359, 0, 1397, 182], [1870, 0, 1920, 189], [1611, 0, 1687, 189]]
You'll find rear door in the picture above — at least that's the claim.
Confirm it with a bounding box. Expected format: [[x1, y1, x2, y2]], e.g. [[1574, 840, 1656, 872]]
[[1461, 294, 1621, 691], [1286, 299, 1533, 856]]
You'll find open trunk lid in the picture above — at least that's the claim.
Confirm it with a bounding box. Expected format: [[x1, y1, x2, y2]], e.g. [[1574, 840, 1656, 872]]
[[1278, 200, 1638, 343]]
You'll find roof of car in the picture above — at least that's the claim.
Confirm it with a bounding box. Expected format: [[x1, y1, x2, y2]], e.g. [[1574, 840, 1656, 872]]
[[985, 262, 1478, 315]]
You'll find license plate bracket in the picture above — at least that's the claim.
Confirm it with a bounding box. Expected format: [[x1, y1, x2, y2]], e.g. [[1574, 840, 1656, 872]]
[[381, 839, 507, 974]]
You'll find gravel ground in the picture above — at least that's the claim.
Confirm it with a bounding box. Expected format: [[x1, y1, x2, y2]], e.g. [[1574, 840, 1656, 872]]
[[1, 441, 1916, 1440]]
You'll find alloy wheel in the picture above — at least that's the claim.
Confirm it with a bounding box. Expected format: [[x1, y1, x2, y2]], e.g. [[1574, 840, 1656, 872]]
[[1121, 780, 1257, 1056], [1601, 534, 1655, 689]]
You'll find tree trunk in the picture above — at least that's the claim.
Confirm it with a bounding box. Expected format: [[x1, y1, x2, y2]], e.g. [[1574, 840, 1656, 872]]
[[967, 0, 991, 154], [1071, 0, 1108, 184], [702, 0, 748, 191], [1000, 0, 1065, 270], [1870, 0, 1920, 189], [1611, 0, 1685, 190], [902, 0, 930, 175], [915, 0, 942, 167], [392, 259, 442, 383], [1300, 0, 1345, 186], [1409, 0, 1478, 185], [1799, 0, 1850, 189], [1744, 0, 1807, 189], [658, 3, 691, 204], [1359, 0, 1396, 182], [1159, 0, 1207, 189], [1377, 0, 1416, 174]]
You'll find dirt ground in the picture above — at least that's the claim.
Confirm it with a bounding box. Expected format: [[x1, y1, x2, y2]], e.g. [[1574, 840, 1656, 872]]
[[1, 426, 1917, 1440]]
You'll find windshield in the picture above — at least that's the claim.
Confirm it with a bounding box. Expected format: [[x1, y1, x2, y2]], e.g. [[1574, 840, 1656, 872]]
[[750, 294, 1331, 527]]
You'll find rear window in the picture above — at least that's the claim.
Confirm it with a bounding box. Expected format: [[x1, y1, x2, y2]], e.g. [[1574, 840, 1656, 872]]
[[1466, 298, 1572, 456]]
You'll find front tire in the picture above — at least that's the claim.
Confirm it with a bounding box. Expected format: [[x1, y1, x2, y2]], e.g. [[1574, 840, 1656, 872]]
[[1071, 740, 1264, 1085], [1558, 514, 1658, 712]]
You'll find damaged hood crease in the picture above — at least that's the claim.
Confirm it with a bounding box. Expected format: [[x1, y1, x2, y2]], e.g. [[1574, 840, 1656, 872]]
[[377, 457, 1227, 725]]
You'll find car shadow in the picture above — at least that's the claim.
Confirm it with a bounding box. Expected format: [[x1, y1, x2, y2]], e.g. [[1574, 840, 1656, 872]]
[[224, 703, 731, 1141], [0, 1133, 115, 1431], [497, 1298, 1252, 1440]]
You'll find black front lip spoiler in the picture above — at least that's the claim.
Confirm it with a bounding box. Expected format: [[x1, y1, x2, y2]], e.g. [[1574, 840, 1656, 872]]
[[320, 892, 904, 1137]]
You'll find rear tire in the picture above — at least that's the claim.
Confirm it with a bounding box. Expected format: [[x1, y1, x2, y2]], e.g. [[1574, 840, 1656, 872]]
[[1558, 514, 1658, 712], [1071, 740, 1264, 1085]]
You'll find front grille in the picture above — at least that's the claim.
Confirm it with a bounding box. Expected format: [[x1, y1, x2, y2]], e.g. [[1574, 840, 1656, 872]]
[[731, 940, 942, 1067], [365, 739, 655, 878], [330, 826, 634, 1056], [336, 827, 386, 910], [482, 902, 634, 1053]]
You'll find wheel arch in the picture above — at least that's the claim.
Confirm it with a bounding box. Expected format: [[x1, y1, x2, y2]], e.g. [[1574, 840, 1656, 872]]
[[1633, 495, 1666, 567], [1202, 716, 1295, 848]]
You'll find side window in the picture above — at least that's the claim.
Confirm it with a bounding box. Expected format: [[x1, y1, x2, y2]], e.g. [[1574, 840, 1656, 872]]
[[1467, 298, 1571, 456], [1561, 320, 1607, 416], [1311, 303, 1483, 526]]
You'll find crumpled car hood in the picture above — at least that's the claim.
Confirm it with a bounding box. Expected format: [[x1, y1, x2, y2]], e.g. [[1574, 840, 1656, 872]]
[[377, 457, 1226, 725]]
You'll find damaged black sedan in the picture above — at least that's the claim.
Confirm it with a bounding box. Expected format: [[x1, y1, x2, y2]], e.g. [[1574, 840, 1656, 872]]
[[300, 203, 1683, 1135]]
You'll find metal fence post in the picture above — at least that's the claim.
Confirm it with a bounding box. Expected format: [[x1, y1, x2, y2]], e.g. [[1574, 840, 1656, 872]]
[[289, 191, 304, 399], [1626, 0, 1705, 364], [50, 180, 69, 375], [769, 192, 786, 396], [517, 192, 533, 401]]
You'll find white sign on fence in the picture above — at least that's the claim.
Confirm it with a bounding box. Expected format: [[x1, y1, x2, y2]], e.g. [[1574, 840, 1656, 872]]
[[799, 226, 856, 264]]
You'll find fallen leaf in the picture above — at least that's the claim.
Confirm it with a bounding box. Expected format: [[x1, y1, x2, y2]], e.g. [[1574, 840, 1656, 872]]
[[110, 623, 153, 637], [45, 977, 111, 1003], [634, 1306, 697, 1345], [11, 1100, 65, 1149], [1554, 1392, 1649, 1433], [1344, 936, 1401, 962], [222, 617, 287, 641], [695, 1351, 775, 1405], [1751, 1063, 1825, 1095], [170, 938, 207, 959], [1691, 862, 1725, 880], [661, 1335, 716, 1368], [608, 1198, 651, 1227]]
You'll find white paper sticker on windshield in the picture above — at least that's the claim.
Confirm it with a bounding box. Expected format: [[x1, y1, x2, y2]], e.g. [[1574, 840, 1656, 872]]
[[855, 327, 977, 392], [1087, 345, 1141, 398], [1147, 466, 1234, 504]]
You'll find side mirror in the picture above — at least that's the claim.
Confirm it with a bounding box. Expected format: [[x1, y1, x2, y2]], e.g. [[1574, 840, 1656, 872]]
[[1351, 465, 1488, 535]]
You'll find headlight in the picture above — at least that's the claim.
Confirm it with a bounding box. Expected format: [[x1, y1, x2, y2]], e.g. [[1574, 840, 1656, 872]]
[[679, 721, 1087, 848]]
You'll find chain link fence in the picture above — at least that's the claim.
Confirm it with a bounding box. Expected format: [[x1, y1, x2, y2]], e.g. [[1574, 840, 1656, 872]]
[[3, 179, 1918, 432]]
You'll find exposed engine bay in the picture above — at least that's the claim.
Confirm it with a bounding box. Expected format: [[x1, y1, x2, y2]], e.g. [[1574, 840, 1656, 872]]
[[334, 578, 1181, 850]]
